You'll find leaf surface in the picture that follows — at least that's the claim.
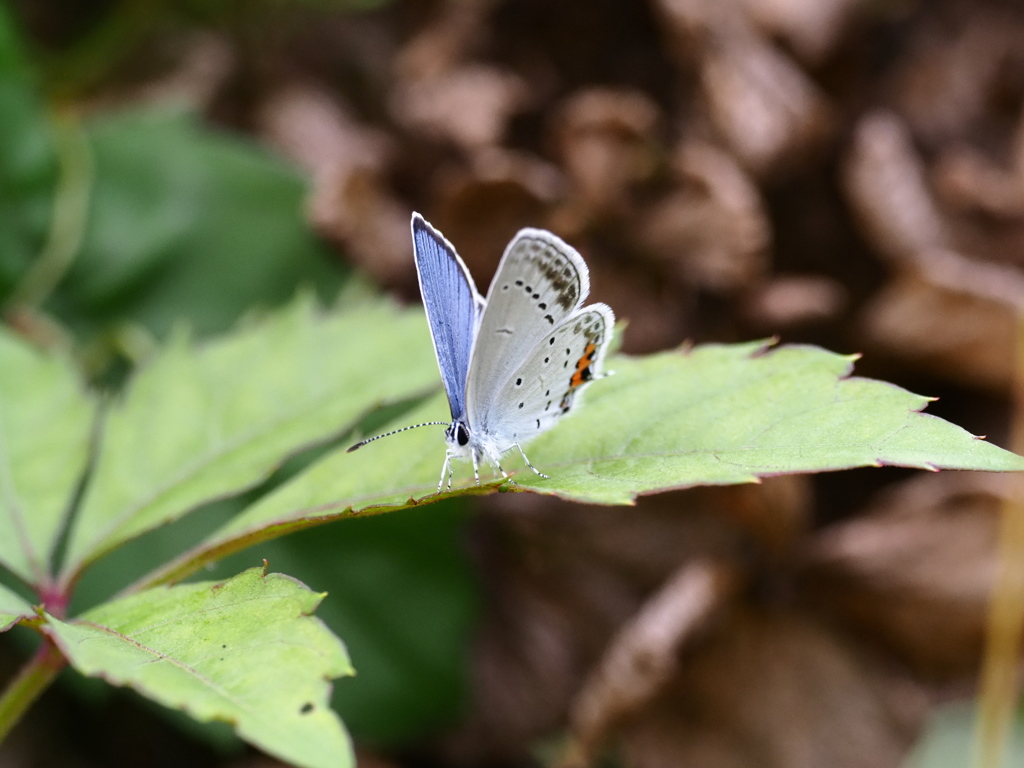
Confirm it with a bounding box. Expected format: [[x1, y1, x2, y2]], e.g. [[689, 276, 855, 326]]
[[0, 581, 33, 632], [905, 701, 1024, 767], [0, 330, 94, 584], [142, 340, 1024, 586], [57, 108, 344, 339], [0, 4, 57, 301], [45, 568, 353, 768], [60, 298, 438, 582], [204, 500, 478, 745]]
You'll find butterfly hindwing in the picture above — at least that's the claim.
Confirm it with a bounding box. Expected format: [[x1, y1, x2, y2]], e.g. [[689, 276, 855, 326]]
[[477, 304, 613, 448], [412, 214, 482, 423], [466, 228, 590, 422]]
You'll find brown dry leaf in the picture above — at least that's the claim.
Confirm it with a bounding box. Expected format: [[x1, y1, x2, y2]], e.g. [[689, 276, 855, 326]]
[[656, 0, 832, 176], [391, 64, 528, 150], [712, 474, 813, 564], [618, 610, 925, 768], [257, 86, 410, 286], [739, 0, 862, 64], [934, 109, 1024, 220], [393, 0, 499, 82], [445, 490, 759, 763], [389, 0, 523, 149], [258, 86, 391, 182], [638, 140, 770, 292], [430, 148, 564, 285], [551, 88, 662, 219], [447, 478, 827, 763], [890, 8, 1024, 146], [703, 34, 831, 176], [743, 274, 847, 330], [801, 472, 1009, 678], [843, 111, 950, 264], [563, 560, 739, 768], [329, 170, 414, 287], [844, 110, 1024, 388], [584, 260, 690, 355], [934, 145, 1024, 221], [859, 249, 1023, 391]]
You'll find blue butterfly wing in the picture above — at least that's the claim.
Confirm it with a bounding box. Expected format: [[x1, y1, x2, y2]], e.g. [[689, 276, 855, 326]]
[[411, 214, 482, 423]]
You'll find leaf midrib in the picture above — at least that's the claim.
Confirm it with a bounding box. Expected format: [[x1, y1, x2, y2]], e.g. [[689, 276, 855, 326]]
[[64, 382, 374, 577]]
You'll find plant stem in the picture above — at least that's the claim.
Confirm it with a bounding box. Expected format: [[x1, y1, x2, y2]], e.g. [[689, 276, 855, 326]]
[[0, 640, 66, 743], [5, 110, 92, 312], [972, 314, 1024, 768]]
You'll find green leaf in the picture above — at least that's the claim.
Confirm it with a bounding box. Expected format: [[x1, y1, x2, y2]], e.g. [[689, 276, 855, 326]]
[[50, 107, 344, 339], [205, 499, 478, 745], [0, 5, 58, 301], [0, 329, 95, 584], [905, 701, 1024, 767], [141, 339, 1024, 587], [511, 342, 1024, 502], [60, 297, 439, 582], [0, 582, 33, 632], [44, 567, 353, 768]]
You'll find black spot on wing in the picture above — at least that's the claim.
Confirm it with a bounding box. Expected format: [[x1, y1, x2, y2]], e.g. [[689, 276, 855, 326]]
[[520, 237, 581, 311]]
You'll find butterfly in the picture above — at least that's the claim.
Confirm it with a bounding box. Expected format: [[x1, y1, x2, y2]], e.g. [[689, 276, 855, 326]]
[[349, 213, 614, 492]]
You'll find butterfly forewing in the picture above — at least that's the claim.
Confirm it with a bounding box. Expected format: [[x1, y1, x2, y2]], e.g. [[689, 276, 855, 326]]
[[477, 305, 614, 448], [466, 228, 590, 422], [412, 214, 482, 422]]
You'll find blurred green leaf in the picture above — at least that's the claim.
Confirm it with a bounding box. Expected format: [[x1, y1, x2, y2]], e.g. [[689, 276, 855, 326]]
[[207, 499, 478, 745], [45, 568, 354, 768], [50, 107, 345, 340], [0, 583, 33, 632], [0, 5, 58, 301], [60, 296, 439, 583], [0, 329, 94, 585], [905, 702, 1024, 767], [142, 338, 1024, 589]]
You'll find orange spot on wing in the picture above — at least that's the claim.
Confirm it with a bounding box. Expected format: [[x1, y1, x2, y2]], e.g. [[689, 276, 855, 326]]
[[569, 343, 598, 389]]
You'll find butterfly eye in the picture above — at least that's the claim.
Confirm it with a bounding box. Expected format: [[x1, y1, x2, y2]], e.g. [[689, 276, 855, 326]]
[[456, 423, 470, 446]]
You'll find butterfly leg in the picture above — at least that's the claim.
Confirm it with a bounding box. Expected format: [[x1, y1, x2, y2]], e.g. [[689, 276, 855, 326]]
[[514, 443, 550, 479], [472, 449, 481, 485], [437, 454, 453, 494], [481, 448, 513, 485]]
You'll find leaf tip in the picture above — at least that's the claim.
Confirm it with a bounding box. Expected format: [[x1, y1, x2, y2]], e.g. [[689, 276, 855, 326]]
[[749, 338, 779, 358]]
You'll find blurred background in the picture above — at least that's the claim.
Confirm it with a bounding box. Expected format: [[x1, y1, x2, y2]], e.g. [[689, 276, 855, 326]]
[[3, 0, 1024, 766]]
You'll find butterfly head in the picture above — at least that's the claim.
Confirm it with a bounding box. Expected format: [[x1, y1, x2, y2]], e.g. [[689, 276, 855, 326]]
[[445, 419, 472, 453]]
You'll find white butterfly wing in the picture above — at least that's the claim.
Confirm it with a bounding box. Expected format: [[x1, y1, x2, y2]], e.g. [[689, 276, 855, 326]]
[[475, 304, 614, 450], [465, 228, 590, 425]]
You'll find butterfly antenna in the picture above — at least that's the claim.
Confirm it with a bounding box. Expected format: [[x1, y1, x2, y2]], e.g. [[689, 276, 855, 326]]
[[347, 421, 450, 452]]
